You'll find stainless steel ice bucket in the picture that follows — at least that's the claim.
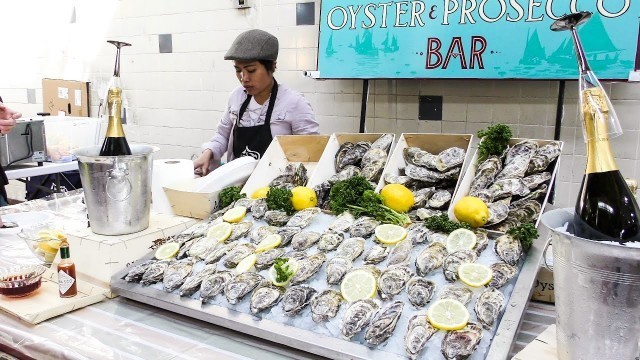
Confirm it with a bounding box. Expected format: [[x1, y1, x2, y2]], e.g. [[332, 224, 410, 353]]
[[72, 144, 158, 235], [541, 208, 640, 360]]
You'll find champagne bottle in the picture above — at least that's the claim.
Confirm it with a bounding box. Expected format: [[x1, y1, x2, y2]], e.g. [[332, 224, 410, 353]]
[[552, 12, 640, 243], [100, 40, 132, 156]]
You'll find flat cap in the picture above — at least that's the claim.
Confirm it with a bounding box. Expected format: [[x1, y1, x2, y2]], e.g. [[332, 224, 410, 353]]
[[224, 29, 279, 61]]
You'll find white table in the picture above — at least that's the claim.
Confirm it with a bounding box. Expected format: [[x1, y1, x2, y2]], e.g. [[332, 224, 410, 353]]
[[5, 161, 79, 181]]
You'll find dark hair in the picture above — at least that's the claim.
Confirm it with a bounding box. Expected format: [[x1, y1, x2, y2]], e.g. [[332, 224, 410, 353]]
[[258, 60, 276, 73]]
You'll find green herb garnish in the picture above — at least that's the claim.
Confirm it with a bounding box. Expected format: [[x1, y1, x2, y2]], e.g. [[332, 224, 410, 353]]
[[506, 223, 538, 251], [329, 176, 411, 226], [219, 186, 246, 209], [477, 124, 513, 164], [266, 187, 295, 215], [424, 214, 471, 233], [273, 257, 294, 283]]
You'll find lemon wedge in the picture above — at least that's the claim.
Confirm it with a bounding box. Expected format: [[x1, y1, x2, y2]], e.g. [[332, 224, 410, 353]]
[[427, 299, 470, 331], [207, 222, 233, 243], [222, 206, 247, 223], [235, 254, 257, 274], [458, 263, 493, 287], [446, 228, 477, 253], [268, 258, 300, 286], [155, 242, 180, 260], [375, 224, 408, 245], [340, 269, 377, 302], [255, 234, 282, 253]]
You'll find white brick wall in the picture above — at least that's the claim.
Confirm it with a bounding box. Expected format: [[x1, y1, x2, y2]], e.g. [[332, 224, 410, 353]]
[[1, 0, 639, 208]]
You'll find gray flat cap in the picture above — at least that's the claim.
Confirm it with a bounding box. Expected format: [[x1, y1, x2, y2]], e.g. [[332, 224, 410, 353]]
[[224, 29, 279, 61]]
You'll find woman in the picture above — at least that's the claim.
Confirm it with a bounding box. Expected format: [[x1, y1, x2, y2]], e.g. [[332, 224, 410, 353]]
[[0, 100, 19, 208], [194, 29, 319, 175]]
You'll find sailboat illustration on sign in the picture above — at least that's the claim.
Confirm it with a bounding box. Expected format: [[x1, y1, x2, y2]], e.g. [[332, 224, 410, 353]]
[[519, 28, 546, 65], [325, 33, 336, 56], [349, 29, 379, 56], [382, 32, 399, 53]]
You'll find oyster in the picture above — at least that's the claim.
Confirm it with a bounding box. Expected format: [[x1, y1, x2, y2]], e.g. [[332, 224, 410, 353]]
[[250, 225, 278, 244], [510, 184, 547, 209], [270, 163, 308, 187], [473, 189, 494, 204], [255, 248, 286, 270], [341, 299, 380, 339], [140, 260, 170, 286], [204, 242, 236, 265], [371, 133, 394, 152], [494, 234, 522, 266], [286, 207, 321, 228], [361, 148, 387, 182], [363, 244, 390, 265], [264, 210, 291, 226], [441, 322, 483, 360], [495, 155, 531, 181], [223, 243, 256, 268], [469, 156, 502, 196], [406, 223, 430, 244], [228, 221, 253, 241], [436, 147, 466, 172], [473, 229, 489, 256], [282, 285, 316, 316], [329, 165, 362, 184], [378, 265, 413, 300], [310, 289, 343, 323], [505, 140, 538, 164], [387, 240, 413, 266], [234, 198, 255, 209], [349, 216, 379, 238], [314, 181, 332, 210], [284, 250, 308, 262], [177, 239, 196, 259], [365, 301, 404, 345], [412, 187, 436, 209], [329, 211, 355, 233], [522, 172, 551, 190], [335, 142, 355, 171], [291, 231, 321, 251], [475, 287, 505, 329], [224, 272, 266, 305], [250, 284, 284, 314], [428, 189, 452, 209], [535, 141, 561, 160], [163, 258, 195, 293], [440, 285, 474, 305], [443, 250, 478, 282], [187, 237, 217, 260], [406, 277, 436, 308], [487, 178, 530, 199], [488, 262, 517, 288], [404, 147, 438, 169], [526, 154, 551, 175], [317, 230, 344, 252], [277, 226, 302, 246], [485, 200, 510, 226], [124, 260, 156, 282], [416, 242, 448, 276], [416, 208, 444, 220], [404, 314, 437, 359], [335, 237, 366, 261], [341, 141, 370, 171], [179, 264, 217, 297], [326, 256, 352, 285], [384, 173, 413, 186], [250, 198, 268, 219], [405, 164, 445, 183], [200, 270, 234, 302], [290, 252, 326, 285]]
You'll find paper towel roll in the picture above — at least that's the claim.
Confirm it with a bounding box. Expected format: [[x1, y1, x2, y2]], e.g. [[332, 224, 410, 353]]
[[152, 159, 194, 215]]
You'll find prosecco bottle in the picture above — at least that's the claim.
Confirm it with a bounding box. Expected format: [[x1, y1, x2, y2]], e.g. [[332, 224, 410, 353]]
[[99, 40, 132, 156]]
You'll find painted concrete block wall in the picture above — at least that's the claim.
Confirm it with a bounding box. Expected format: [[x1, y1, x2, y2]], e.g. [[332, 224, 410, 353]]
[[1, 0, 639, 208]]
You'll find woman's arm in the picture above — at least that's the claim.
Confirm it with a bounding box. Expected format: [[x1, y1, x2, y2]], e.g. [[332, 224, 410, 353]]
[[196, 105, 235, 175], [291, 95, 319, 135]]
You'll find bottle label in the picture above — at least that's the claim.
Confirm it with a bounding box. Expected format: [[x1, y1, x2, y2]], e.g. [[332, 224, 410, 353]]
[[58, 270, 75, 295]]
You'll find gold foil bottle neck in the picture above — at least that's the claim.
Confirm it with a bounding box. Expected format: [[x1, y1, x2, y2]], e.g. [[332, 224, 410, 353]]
[[582, 87, 618, 174]]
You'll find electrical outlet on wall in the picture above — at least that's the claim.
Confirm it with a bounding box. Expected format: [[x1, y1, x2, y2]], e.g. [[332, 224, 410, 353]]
[[418, 95, 443, 121], [235, 0, 250, 8]]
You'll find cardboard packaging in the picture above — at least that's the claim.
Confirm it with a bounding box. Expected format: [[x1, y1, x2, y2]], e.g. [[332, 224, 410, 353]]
[[42, 78, 90, 117], [532, 267, 555, 303]]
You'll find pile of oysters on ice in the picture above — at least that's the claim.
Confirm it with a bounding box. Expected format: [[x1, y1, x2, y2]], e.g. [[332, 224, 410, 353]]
[[314, 134, 394, 209], [383, 146, 467, 221], [469, 140, 562, 232]]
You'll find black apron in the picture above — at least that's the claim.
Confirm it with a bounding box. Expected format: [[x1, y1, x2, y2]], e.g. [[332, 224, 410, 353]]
[[232, 80, 278, 160]]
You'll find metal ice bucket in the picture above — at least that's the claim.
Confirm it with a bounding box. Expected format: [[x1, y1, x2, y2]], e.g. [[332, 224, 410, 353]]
[[72, 144, 158, 235], [541, 208, 640, 360]]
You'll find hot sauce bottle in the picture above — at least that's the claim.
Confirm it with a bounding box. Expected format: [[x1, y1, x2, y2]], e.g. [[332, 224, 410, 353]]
[[57, 237, 78, 298]]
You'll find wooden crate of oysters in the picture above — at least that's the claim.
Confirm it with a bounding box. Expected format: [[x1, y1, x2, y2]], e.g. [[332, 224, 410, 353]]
[[449, 124, 563, 233], [378, 133, 474, 222]]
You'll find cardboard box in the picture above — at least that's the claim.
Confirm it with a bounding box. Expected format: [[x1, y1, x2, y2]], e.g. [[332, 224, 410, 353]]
[[532, 267, 555, 303], [241, 135, 331, 197], [42, 78, 90, 117]]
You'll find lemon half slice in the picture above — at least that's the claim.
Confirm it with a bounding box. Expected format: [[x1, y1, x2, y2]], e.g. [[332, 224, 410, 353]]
[[255, 234, 282, 253], [222, 206, 247, 223], [340, 269, 377, 302], [458, 263, 493, 287], [375, 224, 408, 245], [427, 299, 470, 331], [268, 258, 300, 286], [155, 242, 180, 260], [446, 228, 477, 253], [235, 254, 257, 274], [207, 222, 233, 243]]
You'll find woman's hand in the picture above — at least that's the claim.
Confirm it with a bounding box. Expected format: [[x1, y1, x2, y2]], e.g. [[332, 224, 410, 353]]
[[193, 149, 214, 176], [0, 103, 20, 135]]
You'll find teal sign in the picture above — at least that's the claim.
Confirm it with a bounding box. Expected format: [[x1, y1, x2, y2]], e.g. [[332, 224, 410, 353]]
[[317, 1, 639, 79]]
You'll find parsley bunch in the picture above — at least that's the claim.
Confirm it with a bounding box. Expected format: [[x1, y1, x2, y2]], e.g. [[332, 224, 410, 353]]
[[477, 124, 512, 163], [266, 187, 295, 215], [219, 186, 245, 209], [507, 223, 538, 251], [423, 214, 471, 233]]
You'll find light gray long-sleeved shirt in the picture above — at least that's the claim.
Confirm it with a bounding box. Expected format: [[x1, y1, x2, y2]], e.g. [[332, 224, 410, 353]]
[[202, 84, 319, 169]]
